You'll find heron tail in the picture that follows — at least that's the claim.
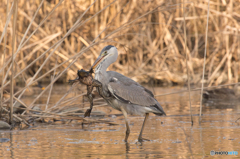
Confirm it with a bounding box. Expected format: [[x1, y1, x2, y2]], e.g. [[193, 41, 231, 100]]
[[150, 103, 166, 116]]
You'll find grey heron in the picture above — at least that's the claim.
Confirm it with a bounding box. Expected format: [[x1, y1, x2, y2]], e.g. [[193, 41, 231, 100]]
[[91, 45, 166, 142]]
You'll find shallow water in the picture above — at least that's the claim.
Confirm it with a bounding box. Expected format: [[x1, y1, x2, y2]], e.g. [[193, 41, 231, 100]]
[[0, 86, 240, 158]]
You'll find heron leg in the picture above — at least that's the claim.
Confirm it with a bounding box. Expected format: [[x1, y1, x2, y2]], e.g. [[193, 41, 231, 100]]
[[121, 107, 130, 142], [138, 113, 150, 142], [84, 86, 93, 117]]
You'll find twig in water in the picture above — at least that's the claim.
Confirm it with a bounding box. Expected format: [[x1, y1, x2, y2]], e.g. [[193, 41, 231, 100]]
[[0, 0, 9, 118], [183, 0, 193, 126], [180, 127, 194, 159], [10, 0, 18, 124], [235, 118, 240, 123], [199, 0, 210, 124], [1, 107, 30, 127]]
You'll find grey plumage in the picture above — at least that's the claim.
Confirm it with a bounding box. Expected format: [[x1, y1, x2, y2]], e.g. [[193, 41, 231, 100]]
[[107, 72, 165, 116], [91, 45, 166, 142], [101, 45, 114, 52]]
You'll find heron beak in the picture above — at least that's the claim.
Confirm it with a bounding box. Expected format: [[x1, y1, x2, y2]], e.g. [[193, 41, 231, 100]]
[[91, 55, 105, 69]]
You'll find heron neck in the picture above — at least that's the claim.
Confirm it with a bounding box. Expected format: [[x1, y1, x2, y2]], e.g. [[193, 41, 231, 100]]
[[95, 59, 111, 76], [94, 57, 113, 84], [94, 68, 108, 85]]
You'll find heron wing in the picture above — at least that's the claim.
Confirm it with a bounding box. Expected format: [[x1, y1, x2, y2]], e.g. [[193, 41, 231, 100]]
[[107, 76, 156, 107]]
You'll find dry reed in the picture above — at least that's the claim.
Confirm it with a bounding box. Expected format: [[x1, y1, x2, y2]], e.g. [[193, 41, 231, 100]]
[[199, 0, 210, 124], [1, 0, 239, 86], [183, 0, 193, 125], [0, 0, 239, 126]]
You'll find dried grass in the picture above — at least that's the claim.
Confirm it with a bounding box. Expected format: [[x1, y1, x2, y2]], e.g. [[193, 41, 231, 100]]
[[1, 0, 239, 85], [0, 0, 239, 126]]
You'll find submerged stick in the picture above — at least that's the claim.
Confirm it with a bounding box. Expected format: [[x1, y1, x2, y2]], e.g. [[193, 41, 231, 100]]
[[1, 106, 30, 127], [0, 0, 9, 118], [235, 118, 240, 123], [199, 0, 210, 124], [183, 0, 193, 126], [10, 0, 18, 124]]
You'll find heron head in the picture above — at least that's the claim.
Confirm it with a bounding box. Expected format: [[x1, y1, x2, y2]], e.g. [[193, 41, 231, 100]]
[[91, 45, 118, 72]]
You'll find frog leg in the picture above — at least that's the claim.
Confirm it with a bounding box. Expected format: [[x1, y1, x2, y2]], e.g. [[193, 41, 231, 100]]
[[84, 85, 94, 117], [68, 76, 79, 85], [92, 80, 111, 99]]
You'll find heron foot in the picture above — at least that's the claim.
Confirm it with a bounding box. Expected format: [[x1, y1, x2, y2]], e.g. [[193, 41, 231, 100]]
[[137, 137, 150, 143], [84, 109, 92, 117]]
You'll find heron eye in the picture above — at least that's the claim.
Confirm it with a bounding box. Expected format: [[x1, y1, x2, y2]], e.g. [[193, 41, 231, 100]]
[[104, 51, 107, 55]]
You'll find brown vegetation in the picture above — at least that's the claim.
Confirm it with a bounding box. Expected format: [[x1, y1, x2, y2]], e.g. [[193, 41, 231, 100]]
[[1, 0, 240, 86], [0, 0, 240, 126]]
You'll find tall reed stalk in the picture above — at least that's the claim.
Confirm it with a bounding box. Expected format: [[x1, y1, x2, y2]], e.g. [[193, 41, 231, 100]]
[[9, 0, 18, 124], [0, 0, 9, 117], [0, 0, 239, 125], [199, 0, 210, 124], [183, 0, 193, 126], [1, 0, 239, 86]]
